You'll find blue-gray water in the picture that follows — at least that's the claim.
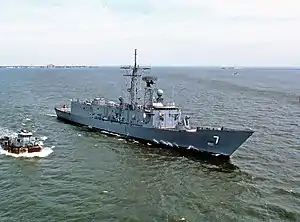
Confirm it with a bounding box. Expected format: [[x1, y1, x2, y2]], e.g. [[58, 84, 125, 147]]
[[0, 67, 299, 222]]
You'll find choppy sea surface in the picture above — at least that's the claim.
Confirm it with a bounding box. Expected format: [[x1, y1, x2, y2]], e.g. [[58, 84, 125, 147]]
[[0, 67, 299, 222]]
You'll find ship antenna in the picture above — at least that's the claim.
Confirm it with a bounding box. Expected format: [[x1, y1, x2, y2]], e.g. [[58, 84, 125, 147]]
[[134, 48, 137, 71], [121, 49, 150, 109]]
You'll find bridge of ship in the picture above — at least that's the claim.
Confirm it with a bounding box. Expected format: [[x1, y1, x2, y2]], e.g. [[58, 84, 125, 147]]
[[6, 130, 38, 147]]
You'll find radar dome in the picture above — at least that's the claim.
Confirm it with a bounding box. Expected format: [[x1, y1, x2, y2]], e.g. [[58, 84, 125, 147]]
[[157, 89, 164, 97]]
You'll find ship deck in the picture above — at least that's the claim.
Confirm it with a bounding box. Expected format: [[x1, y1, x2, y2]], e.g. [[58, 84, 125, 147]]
[[55, 107, 71, 113]]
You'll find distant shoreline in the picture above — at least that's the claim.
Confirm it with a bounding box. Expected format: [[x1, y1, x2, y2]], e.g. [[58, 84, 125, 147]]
[[0, 65, 101, 69], [0, 65, 299, 70]]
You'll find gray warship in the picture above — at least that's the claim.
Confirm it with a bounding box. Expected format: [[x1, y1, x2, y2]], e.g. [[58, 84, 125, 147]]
[[55, 49, 254, 158]]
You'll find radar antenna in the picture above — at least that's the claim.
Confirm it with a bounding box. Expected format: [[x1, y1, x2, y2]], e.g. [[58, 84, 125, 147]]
[[142, 76, 157, 107], [120, 49, 150, 108]]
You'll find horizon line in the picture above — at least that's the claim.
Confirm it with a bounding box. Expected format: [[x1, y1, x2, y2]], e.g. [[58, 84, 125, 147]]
[[1, 65, 300, 68]]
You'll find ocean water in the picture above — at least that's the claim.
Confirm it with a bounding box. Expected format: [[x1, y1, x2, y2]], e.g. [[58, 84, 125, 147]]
[[0, 67, 299, 222]]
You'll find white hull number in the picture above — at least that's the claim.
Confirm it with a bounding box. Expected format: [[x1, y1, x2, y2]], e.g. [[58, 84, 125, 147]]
[[213, 135, 219, 144]]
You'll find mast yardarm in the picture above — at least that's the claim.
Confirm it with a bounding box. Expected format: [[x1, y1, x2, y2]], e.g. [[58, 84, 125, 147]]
[[120, 49, 150, 109]]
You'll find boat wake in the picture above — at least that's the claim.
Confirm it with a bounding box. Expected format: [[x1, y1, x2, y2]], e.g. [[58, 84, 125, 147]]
[[0, 128, 17, 138], [45, 113, 57, 117], [40, 136, 48, 141]]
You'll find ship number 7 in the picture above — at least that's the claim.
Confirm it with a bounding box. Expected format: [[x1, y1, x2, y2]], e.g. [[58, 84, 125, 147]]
[[213, 136, 219, 144]]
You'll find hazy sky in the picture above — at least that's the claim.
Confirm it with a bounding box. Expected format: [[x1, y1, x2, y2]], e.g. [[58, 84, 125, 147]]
[[1, 0, 300, 66]]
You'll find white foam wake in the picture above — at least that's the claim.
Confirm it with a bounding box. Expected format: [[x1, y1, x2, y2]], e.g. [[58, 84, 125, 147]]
[[0, 128, 17, 138], [40, 136, 48, 141], [45, 113, 57, 117]]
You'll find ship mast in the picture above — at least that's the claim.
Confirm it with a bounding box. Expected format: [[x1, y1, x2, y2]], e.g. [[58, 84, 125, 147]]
[[121, 49, 150, 109]]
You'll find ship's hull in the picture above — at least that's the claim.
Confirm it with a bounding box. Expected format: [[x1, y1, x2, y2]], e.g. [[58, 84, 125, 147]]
[[55, 108, 253, 158]]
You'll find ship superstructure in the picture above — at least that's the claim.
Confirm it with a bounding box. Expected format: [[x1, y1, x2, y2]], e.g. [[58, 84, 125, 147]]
[[55, 49, 253, 158]]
